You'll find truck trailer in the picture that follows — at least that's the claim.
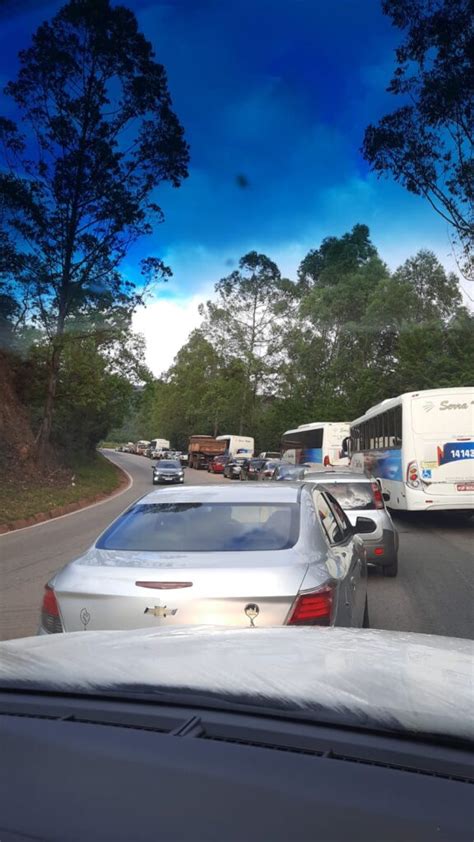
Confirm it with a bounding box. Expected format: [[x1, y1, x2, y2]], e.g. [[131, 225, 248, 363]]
[[188, 435, 226, 470]]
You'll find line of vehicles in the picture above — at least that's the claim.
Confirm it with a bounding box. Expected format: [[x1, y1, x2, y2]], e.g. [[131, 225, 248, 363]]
[[7, 387, 470, 836], [119, 386, 473, 514], [39, 385, 473, 639]]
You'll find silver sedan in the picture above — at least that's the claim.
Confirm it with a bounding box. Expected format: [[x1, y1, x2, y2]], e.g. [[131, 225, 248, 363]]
[[304, 471, 399, 576], [39, 483, 369, 634]]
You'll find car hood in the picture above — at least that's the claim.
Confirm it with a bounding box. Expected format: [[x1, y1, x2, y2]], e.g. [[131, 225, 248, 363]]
[[0, 627, 472, 742]]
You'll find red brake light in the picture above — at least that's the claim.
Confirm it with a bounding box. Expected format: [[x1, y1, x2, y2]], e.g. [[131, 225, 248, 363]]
[[406, 460, 420, 488], [286, 586, 333, 626], [371, 481, 384, 509], [323, 455, 330, 467], [41, 585, 63, 634]]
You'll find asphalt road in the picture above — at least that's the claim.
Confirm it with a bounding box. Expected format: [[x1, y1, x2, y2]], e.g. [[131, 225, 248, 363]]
[[1, 450, 472, 641]]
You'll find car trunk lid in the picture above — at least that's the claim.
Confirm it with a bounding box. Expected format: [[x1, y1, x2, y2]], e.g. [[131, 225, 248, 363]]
[[55, 550, 309, 632]]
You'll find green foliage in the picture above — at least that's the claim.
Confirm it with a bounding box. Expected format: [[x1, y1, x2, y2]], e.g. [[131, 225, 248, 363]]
[[127, 228, 467, 455], [297, 224, 378, 290], [199, 252, 297, 432], [0, 452, 123, 526], [362, 0, 473, 278], [13, 324, 140, 456], [0, 0, 189, 456]]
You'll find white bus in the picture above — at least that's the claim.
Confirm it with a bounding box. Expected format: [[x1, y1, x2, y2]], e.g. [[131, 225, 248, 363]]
[[349, 387, 474, 511], [281, 422, 351, 468], [150, 438, 170, 457], [216, 434, 254, 457]]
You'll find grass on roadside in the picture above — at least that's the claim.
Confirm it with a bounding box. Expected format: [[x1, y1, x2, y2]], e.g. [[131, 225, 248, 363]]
[[0, 452, 124, 526]]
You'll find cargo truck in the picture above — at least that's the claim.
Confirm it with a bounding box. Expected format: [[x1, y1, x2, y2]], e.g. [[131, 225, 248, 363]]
[[188, 435, 226, 470]]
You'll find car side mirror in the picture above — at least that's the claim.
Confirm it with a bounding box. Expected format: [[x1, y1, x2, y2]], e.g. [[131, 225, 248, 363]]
[[354, 516, 377, 534], [382, 491, 390, 502]]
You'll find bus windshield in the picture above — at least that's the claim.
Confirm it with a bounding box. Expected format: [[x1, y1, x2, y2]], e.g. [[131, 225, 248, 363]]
[[281, 427, 323, 464]]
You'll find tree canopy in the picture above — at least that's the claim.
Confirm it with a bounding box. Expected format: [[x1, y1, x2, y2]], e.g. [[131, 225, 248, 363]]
[[362, 0, 473, 278], [117, 227, 468, 452], [0, 0, 189, 459]]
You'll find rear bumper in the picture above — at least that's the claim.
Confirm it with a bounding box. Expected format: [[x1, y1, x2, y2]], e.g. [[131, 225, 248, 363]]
[[364, 529, 398, 568], [406, 487, 474, 511]]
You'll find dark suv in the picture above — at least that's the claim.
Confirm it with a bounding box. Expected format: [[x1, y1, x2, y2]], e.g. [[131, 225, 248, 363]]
[[240, 458, 266, 480]]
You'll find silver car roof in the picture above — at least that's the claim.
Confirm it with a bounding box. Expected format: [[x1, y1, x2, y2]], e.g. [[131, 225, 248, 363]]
[[139, 484, 301, 505]]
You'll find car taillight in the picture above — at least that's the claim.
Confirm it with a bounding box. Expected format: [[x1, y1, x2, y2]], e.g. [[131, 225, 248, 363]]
[[406, 460, 420, 488], [41, 585, 63, 634], [323, 455, 331, 467], [371, 481, 384, 509], [286, 586, 334, 626]]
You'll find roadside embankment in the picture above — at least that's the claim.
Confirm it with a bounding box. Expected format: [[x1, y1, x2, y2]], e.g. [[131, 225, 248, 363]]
[[0, 452, 129, 534]]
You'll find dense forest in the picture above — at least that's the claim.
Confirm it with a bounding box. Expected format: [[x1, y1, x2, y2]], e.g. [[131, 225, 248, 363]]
[[113, 224, 473, 453]]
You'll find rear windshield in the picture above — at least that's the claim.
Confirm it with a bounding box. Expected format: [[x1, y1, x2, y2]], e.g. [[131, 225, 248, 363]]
[[277, 466, 305, 478], [321, 482, 375, 510], [156, 461, 181, 469], [97, 503, 300, 552]]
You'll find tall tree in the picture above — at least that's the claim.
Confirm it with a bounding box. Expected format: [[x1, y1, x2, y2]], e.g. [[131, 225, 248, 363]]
[[362, 0, 474, 278], [200, 252, 295, 433], [0, 0, 189, 461], [124, 330, 247, 449], [290, 227, 390, 418], [297, 224, 378, 290]]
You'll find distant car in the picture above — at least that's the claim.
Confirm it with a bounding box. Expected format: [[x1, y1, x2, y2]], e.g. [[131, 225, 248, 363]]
[[240, 457, 266, 480], [152, 459, 184, 485], [272, 464, 310, 481], [258, 451, 281, 460], [208, 455, 227, 474], [257, 459, 283, 480], [223, 456, 248, 479], [304, 470, 399, 576], [38, 482, 369, 633]]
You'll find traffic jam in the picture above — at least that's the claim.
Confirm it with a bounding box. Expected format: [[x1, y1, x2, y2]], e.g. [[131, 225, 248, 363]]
[[39, 387, 473, 635]]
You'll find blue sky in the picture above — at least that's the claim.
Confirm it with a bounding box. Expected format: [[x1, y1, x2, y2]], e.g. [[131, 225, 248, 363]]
[[1, 0, 464, 371]]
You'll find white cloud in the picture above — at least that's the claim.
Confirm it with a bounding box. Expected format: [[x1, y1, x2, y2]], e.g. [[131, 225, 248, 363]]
[[132, 288, 212, 376]]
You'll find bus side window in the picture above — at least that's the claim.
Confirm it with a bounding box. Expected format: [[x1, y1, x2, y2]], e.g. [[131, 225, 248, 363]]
[[394, 405, 402, 446]]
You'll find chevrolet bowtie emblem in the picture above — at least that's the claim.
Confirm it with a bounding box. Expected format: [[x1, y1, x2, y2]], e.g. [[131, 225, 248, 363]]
[[244, 603, 259, 627], [144, 605, 178, 618]]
